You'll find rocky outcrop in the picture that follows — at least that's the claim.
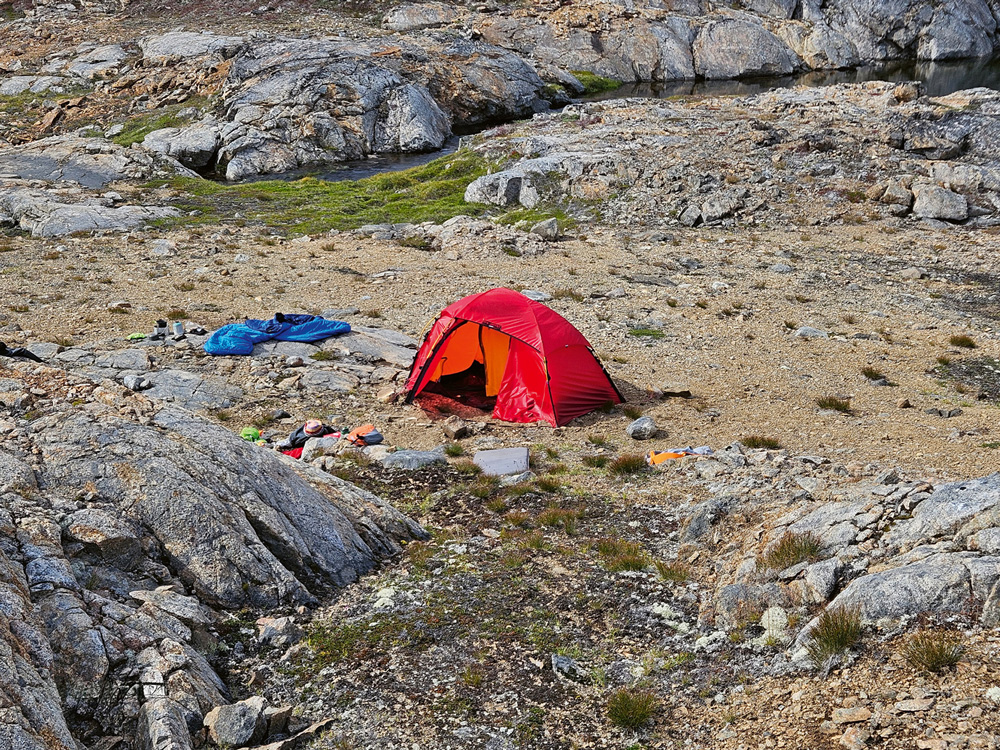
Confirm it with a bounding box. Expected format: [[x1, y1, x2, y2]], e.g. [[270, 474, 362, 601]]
[[211, 35, 549, 180], [0, 362, 425, 749], [475, 0, 998, 85]]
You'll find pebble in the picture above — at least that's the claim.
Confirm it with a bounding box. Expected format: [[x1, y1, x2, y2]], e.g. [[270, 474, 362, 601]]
[[626, 416, 657, 440], [832, 707, 871, 724]]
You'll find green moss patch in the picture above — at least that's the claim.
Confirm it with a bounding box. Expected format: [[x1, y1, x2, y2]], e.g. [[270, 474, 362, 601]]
[[155, 149, 495, 234], [570, 70, 623, 96]]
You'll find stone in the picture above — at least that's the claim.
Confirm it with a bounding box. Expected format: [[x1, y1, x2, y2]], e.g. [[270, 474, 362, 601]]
[[679, 204, 702, 226], [900, 266, 926, 280], [139, 698, 194, 750], [65, 44, 128, 79], [804, 558, 840, 603], [840, 726, 870, 750], [299, 369, 358, 393], [149, 239, 178, 257], [529, 217, 560, 240], [657, 383, 692, 399], [880, 180, 913, 208], [442, 415, 469, 440], [285, 355, 305, 367], [123, 374, 152, 391], [693, 19, 800, 79], [551, 654, 589, 682], [758, 606, 788, 643], [378, 448, 446, 471], [129, 587, 213, 626], [895, 698, 934, 712], [985, 687, 1000, 703], [912, 185, 968, 222], [143, 124, 221, 170], [521, 290, 552, 302], [140, 31, 245, 61], [832, 706, 871, 724], [885, 474, 1000, 548], [301, 436, 340, 463], [794, 326, 828, 339], [204, 696, 268, 748], [382, 2, 458, 31], [474, 447, 529, 476], [769, 263, 794, 273], [626, 416, 657, 440], [256, 616, 302, 649], [143, 369, 244, 410]]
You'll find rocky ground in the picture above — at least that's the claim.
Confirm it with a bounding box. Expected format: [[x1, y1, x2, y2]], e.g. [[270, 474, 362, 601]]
[[4, 1, 1000, 750]]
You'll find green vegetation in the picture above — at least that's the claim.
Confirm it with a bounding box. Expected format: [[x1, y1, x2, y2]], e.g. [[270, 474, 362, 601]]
[[444, 442, 465, 457], [816, 395, 852, 413], [741, 435, 782, 450], [156, 149, 495, 234], [949, 334, 977, 349], [582, 455, 609, 468], [551, 287, 584, 302], [571, 70, 623, 96], [112, 100, 208, 147], [628, 328, 664, 339], [761, 531, 824, 571], [653, 560, 690, 583], [901, 629, 965, 674], [607, 453, 647, 477], [595, 537, 648, 572], [606, 688, 659, 728], [805, 606, 863, 668], [860, 366, 885, 381], [622, 405, 643, 419]]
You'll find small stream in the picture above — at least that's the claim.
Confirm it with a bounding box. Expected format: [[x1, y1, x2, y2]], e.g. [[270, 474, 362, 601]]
[[262, 57, 1000, 185]]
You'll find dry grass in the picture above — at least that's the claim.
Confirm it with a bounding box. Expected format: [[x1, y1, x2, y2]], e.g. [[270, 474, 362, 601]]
[[815, 395, 851, 413], [805, 606, 863, 668], [761, 531, 824, 570], [607, 688, 659, 728], [901, 630, 965, 674], [607, 454, 646, 476]]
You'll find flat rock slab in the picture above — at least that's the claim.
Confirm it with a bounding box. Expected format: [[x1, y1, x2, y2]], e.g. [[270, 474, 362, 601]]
[[474, 447, 529, 476], [326, 331, 416, 369], [251, 340, 321, 358], [143, 369, 244, 410], [378, 449, 446, 470], [299, 369, 358, 392]]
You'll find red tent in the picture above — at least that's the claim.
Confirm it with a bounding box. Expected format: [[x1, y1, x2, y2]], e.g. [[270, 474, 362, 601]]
[[404, 288, 622, 426]]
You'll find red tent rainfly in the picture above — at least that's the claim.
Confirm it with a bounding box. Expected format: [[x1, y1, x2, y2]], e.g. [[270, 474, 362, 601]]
[[404, 288, 623, 426]]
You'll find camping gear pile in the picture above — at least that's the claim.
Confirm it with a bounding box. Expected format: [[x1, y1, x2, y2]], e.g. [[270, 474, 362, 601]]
[[404, 288, 622, 426], [242, 419, 385, 460]]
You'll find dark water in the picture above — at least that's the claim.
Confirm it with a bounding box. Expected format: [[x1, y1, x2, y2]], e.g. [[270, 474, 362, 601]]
[[267, 57, 1000, 184]]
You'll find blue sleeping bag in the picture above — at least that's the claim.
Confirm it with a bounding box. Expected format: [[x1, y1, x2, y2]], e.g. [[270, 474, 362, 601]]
[[204, 313, 351, 356]]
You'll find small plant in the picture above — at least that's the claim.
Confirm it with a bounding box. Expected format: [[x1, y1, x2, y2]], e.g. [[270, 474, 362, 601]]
[[176, 281, 195, 292], [901, 630, 965, 674], [486, 496, 508, 513], [741, 436, 782, 450], [407, 542, 435, 570], [816, 395, 852, 413], [761, 531, 824, 570], [653, 560, 690, 582], [552, 288, 584, 302], [444, 442, 465, 457], [860, 366, 885, 381], [166, 308, 187, 320], [453, 459, 483, 477], [608, 454, 647, 477], [784, 320, 797, 330], [628, 327, 664, 338], [460, 665, 485, 687], [587, 434, 608, 446], [950, 334, 977, 349], [535, 476, 561, 493], [518, 530, 547, 550], [607, 688, 659, 729], [363, 309, 383, 319], [842, 313, 857, 324], [936, 356, 951, 367], [805, 606, 863, 668], [504, 510, 533, 528], [310, 350, 337, 361], [622, 405, 643, 419], [582, 455, 609, 468], [694, 300, 708, 310], [538, 507, 581, 535]]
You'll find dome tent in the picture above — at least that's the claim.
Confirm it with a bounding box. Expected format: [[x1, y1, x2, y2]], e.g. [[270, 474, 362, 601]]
[[404, 288, 622, 426]]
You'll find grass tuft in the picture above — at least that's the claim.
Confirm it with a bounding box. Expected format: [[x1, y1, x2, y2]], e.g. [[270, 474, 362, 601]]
[[815, 395, 852, 413], [901, 630, 965, 674], [741, 435, 782, 450], [607, 688, 659, 728], [761, 531, 824, 571], [582, 455, 609, 468], [607, 454, 647, 476], [444, 442, 465, 457], [949, 334, 977, 349], [654, 560, 690, 582], [860, 365, 885, 381], [805, 606, 863, 668]]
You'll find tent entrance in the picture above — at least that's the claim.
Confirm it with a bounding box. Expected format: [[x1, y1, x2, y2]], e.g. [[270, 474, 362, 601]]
[[416, 322, 513, 415]]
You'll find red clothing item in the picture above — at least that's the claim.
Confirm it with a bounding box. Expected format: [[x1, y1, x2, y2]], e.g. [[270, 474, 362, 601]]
[[282, 447, 304, 459]]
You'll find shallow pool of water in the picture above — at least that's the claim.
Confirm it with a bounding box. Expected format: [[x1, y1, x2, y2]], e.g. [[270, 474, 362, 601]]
[[261, 57, 1000, 184]]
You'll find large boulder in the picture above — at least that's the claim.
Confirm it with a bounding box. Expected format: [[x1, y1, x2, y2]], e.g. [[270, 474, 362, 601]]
[[382, 2, 459, 32], [143, 123, 221, 170], [693, 19, 801, 79], [912, 184, 968, 221], [216, 36, 547, 180], [139, 31, 246, 62]]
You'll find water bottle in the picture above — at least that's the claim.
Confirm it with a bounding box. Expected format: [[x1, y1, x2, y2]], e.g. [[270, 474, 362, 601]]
[[172, 321, 184, 337]]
